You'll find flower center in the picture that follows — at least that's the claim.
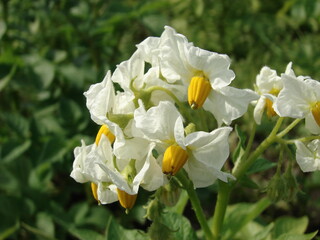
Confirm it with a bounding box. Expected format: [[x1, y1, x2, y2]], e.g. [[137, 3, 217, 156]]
[[265, 98, 277, 118], [265, 88, 280, 118], [95, 125, 115, 145], [188, 76, 211, 109], [311, 101, 320, 126], [162, 145, 188, 176], [117, 188, 137, 210]]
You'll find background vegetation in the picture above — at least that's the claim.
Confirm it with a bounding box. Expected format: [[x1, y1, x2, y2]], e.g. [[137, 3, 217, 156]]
[[0, 0, 320, 239]]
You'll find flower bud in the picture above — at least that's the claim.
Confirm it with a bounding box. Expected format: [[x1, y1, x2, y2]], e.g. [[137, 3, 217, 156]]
[[265, 172, 287, 202], [158, 181, 181, 207]]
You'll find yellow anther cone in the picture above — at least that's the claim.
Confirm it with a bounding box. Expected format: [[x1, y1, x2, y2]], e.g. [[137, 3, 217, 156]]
[[188, 76, 211, 109], [91, 182, 99, 203], [311, 102, 320, 126], [95, 125, 115, 145], [162, 145, 188, 176], [117, 188, 137, 210], [265, 98, 277, 118]]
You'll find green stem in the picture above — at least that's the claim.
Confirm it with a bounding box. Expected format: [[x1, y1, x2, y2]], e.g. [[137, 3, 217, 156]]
[[210, 118, 284, 239], [277, 118, 301, 138], [211, 181, 231, 240], [233, 117, 284, 179], [175, 170, 214, 240], [285, 135, 320, 144]]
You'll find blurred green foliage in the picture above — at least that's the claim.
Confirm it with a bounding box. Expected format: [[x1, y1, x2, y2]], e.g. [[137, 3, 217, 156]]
[[1, 0, 320, 239]]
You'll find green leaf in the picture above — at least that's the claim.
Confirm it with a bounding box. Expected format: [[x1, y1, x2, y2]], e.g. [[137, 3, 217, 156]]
[[148, 212, 198, 240], [67, 227, 105, 240], [276, 231, 318, 240], [272, 216, 309, 239], [247, 158, 277, 174], [106, 218, 149, 240], [222, 197, 271, 240]]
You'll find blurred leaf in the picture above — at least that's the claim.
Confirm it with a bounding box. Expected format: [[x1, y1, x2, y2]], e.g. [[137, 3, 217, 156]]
[[0, 221, 19, 240], [247, 158, 277, 174], [1, 140, 31, 163], [36, 212, 55, 238], [272, 216, 309, 239], [0, 19, 6, 39], [222, 197, 271, 240], [239, 175, 260, 189], [276, 231, 318, 240], [1, 112, 30, 138], [0, 65, 16, 91]]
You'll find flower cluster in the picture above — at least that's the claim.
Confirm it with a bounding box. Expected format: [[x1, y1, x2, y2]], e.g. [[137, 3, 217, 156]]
[[253, 63, 320, 173], [70, 26, 258, 209]]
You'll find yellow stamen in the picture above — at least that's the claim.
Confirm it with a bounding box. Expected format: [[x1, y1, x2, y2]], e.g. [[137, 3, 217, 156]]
[[95, 125, 115, 145], [311, 102, 320, 126], [265, 88, 280, 118], [265, 98, 277, 118], [162, 145, 188, 176], [117, 188, 137, 210], [188, 76, 211, 109], [91, 182, 100, 203]]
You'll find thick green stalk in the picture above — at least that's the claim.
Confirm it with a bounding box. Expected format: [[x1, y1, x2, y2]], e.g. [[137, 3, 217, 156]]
[[175, 171, 214, 240], [211, 181, 231, 240], [210, 118, 284, 239]]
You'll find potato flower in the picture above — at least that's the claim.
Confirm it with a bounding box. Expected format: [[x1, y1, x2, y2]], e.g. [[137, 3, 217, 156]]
[[133, 100, 234, 188], [274, 72, 320, 134]]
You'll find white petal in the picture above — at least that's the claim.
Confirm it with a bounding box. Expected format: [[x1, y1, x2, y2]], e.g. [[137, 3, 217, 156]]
[[111, 50, 144, 92], [160, 26, 192, 83], [256, 66, 281, 92], [84, 71, 114, 125], [204, 86, 258, 126], [295, 140, 320, 172], [134, 101, 182, 142], [136, 36, 161, 66], [187, 46, 235, 88], [185, 127, 232, 170], [70, 140, 94, 183], [184, 156, 235, 188], [305, 113, 320, 135], [253, 96, 267, 125], [97, 183, 118, 204], [140, 155, 166, 191], [274, 74, 312, 118]]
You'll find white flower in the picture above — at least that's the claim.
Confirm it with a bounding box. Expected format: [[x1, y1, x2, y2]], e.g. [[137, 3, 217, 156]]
[[158, 26, 257, 125], [96, 138, 165, 195], [133, 101, 234, 188], [295, 140, 320, 172], [112, 49, 184, 107], [253, 64, 287, 124], [70, 138, 118, 204], [274, 72, 320, 134]]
